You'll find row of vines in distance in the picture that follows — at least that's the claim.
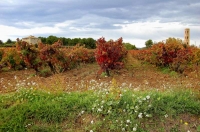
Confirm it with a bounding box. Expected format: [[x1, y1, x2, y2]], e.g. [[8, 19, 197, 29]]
[[0, 37, 128, 77], [0, 39, 95, 77], [131, 37, 200, 75]]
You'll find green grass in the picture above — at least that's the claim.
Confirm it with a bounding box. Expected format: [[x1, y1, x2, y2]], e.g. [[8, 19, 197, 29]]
[[159, 67, 179, 77], [0, 43, 15, 47], [0, 88, 200, 132]]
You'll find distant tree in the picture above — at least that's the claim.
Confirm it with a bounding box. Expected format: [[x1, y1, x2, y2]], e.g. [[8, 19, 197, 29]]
[[165, 37, 183, 45], [0, 40, 3, 44], [59, 37, 67, 45], [87, 38, 96, 49], [123, 43, 137, 50], [80, 38, 87, 45], [74, 38, 81, 45], [145, 39, 153, 48], [6, 39, 12, 44], [35, 36, 97, 48], [69, 38, 81, 46], [65, 38, 72, 46], [81, 38, 96, 49], [46, 35, 58, 44], [38, 37, 47, 43]]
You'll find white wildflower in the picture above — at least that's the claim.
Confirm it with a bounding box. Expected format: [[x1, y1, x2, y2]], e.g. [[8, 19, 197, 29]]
[[126, 120, 130, 123], [81, 111, 84, 114], [143, 98, 146, 101], [148, 104, 152, 107], [146, 114, 151, 117], [91, 120, 94, 124], [97, 108, 102, 112], [138, 113, 143, 118], [135, 105, 139, 110], [133, 127, 137, 131], [146, 95, 150, 100]]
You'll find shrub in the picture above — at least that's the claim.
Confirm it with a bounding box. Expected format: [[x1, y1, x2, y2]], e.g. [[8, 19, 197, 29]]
[[16, 39, 42, 73], [68, 44, 95, 64], [95, 37, 127, 76], [132, 38, 200, 74], [39, 40, 78, 73], [0, 48, 24, 70], [39, 41, 95, 74], [0, 39, 95, 76], [0, 49, 4, 62]]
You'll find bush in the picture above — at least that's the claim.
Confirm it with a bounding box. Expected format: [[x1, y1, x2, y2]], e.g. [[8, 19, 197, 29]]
[[133, 38, 200, 74], [16, 39, 41, 72], [67, 44, 95, 64], [16, 39, 96, 76], [0, 49, 4, 61], [95, 37, 127, 76], [0, 48, 24, 70]]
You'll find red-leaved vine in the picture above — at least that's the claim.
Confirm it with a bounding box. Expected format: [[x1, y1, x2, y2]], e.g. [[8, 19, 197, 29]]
[[131, 37, 200, 74], [15, 39, 95, 76], [95, 37, 127, 76], [16, 38, 42, 73]]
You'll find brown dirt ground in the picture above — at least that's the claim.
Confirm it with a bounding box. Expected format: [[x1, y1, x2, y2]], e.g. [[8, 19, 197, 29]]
[[0, 55, 200, 93]]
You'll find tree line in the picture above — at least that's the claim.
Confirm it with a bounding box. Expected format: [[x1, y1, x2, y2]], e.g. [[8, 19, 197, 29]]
[[0, 36, 97, 49], [0, 35, 138, 50], [40, 36, 137, 50], [38, 36, 96, 49], [0, 39, 15, 44]]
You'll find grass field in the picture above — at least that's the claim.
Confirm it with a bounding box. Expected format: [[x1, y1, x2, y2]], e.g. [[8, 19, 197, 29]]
[[0, 84, 200, 132]]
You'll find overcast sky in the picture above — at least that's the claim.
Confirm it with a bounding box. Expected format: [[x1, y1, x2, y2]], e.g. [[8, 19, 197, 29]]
[[0, 0, 200, 47]]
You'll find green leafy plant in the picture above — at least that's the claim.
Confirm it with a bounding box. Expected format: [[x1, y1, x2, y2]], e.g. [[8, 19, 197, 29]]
[[197, 125, 200, 131], [0, 86, 200, 132]]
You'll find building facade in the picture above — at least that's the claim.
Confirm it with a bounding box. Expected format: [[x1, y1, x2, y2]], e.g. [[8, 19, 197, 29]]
[[184, 28, 190, 45], [22, 35, 41, 44]]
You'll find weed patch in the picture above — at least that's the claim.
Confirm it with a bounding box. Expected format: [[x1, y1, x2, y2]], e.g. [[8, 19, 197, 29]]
[[0, 88, 200, 131]]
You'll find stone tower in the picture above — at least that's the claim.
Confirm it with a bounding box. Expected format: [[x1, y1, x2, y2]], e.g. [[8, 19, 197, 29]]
[[184, 28, 190, 45]]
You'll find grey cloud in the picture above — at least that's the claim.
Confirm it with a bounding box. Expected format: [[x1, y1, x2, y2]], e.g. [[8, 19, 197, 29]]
[[1, 0, 200, 47], [1, 0, 200, 26]]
